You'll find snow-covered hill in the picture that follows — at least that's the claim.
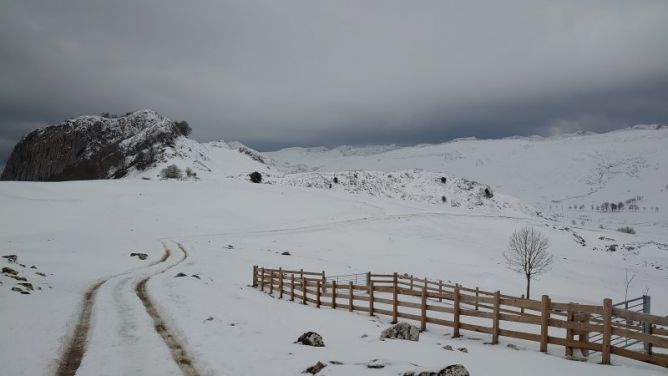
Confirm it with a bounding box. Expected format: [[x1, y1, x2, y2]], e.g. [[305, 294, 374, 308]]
[[267, 126, 668, 232]]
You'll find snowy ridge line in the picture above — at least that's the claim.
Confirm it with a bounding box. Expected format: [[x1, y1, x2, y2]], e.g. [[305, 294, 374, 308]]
[[135, 243, 202, 376], [55, 247, 171, 376], [253, 266, 668, 368]]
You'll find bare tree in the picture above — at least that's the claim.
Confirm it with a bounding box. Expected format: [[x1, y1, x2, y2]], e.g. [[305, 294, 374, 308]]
[[503, 227, 553, 299]]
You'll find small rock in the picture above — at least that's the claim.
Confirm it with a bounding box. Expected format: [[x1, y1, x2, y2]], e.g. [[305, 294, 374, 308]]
[[18, 282, 33, 291], [20, 291, 30, 295], [35, 272, 46, 277], [457, 347, 468, 353], [11, 287, 23, 293], [281, 251, 291, 256], [191, 274, 201, 279], [366, 359, 388, 369], [8, 275, 27, 281], [2, 267, 18, 275], [361, 333, 368, 338], [329, 361, 343, 365], [204, 316, 214, 321], [2, 255, 17, 263], [130, 252, 148, 260], [403, 364, 469, 376], [507, 343, 520, 350], [303, 361, 326, 374], [296, 332, 325, 347], [443, 345, 454, 351], [175, 272, 187, 278], [226, 245, 234, 249], [30, 266, 37, 269], [19, 263, 26, 268], [380, 322, 420, 341]]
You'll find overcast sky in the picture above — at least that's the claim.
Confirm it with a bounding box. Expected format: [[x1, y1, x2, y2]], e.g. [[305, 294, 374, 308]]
[[1, 1, 667, 167]]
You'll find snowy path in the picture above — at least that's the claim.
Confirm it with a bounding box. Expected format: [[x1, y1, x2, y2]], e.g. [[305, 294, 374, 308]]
[[58, 243, 201, 376]]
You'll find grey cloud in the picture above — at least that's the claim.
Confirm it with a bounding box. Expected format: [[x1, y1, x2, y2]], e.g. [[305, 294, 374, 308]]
[[1, 1, 667, 163]]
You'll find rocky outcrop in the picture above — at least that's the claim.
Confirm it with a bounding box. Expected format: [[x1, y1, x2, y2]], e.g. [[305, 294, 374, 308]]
[[1, 110, 185, 181]]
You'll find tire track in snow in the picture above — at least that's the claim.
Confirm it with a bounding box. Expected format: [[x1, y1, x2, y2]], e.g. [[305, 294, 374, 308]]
[[55, 248, 170, 376], [135, 243, 201, 376]]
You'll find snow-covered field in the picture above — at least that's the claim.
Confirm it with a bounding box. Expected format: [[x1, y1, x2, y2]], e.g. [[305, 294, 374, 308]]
[[1, 127, 667, 375]]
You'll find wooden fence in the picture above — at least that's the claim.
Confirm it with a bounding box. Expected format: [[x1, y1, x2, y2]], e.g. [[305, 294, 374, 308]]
[[252, 266, 668, 368]]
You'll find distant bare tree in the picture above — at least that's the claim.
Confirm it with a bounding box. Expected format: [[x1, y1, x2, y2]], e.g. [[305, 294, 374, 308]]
[[503, 227, 554, 299]]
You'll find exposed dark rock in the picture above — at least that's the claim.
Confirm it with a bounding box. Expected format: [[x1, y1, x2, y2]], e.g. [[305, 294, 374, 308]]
[[191, 274, 200, 279], [281, 251, 291, 256], [483, 186, 494, 198], [2, 267, 18, 275], [329, 361, 343, 365], [457, 347, 468, 353], [366, 359, 388, 369], [303, 361, 326, 374], [1, 110, 183, 181], [130, 252, 148, 260], [443, 345, 454, 351], [403, 364, 469, 376], [296, 332, 325, 347], [2, 255, 17, 263], [18, 282, 34, 291], [380, 322, 420, 341], [35, 272, 46, 277], [11, 287, 23, 293], [175, 272, 187, 278]]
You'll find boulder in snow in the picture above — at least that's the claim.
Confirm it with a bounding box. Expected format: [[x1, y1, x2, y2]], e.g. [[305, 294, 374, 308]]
[[403, 364, 469, 376], [380, 322, 420, 341], [296, 332, 325, 347]]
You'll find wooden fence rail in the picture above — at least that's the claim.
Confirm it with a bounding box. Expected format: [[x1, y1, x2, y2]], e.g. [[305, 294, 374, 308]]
[[251, 265, 668, 368]]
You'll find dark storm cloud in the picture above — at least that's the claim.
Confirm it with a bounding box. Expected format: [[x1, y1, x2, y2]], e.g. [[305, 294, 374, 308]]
[[1, 1, 667, 165]]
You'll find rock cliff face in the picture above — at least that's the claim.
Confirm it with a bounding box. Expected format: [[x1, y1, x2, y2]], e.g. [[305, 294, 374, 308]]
[[1, 110, 184, 181]]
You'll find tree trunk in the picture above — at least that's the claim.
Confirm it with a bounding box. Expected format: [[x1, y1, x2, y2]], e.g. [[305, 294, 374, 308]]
[[526, 274, 531, 300]]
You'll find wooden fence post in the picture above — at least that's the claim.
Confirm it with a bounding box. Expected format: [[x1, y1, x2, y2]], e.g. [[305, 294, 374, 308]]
[[252, 265, 258, 287], [290, 274, 295, 301], [492, 290, 500, 344], [420, 286, 427, 332], [520, 294, 525, 314], [540, 295, 550, 352], [269, 270, 274, 295], [642, 295, 652, 355], [349, 281, 354, 312], [392, 272, 399, 324], [475, 287, 479, 311], [332, 280, 337, 309], [565, 309, 574, 357], [410, 275, 414, 290], [366, 272, 371, 287], [453, 286, 461, 337], [260, 267, 265, 292], [302, 277, 307, 305], [316, 280, 321, 308], [437, 280, 443, 302], [321, 270, 326, 293], [602, 298, 612, 365], [369, 281, 375, 316], [278, 268, 283, 299]]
